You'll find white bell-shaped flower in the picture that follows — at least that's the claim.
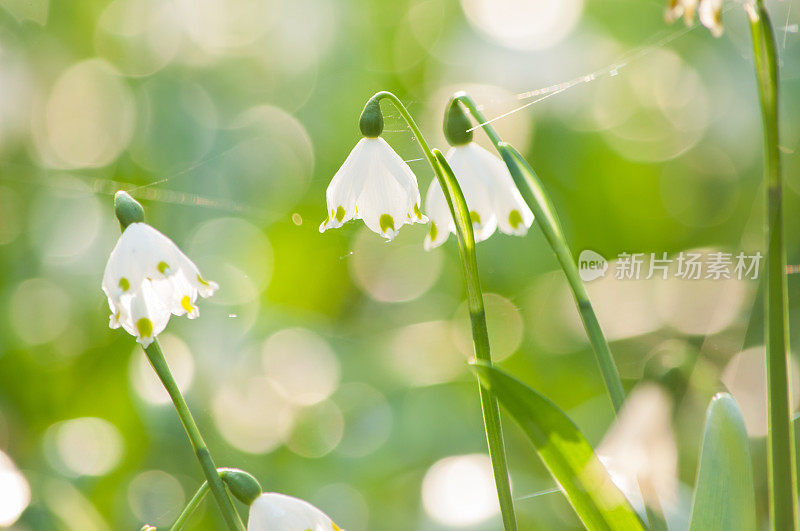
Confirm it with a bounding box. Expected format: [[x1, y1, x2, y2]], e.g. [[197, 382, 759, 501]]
[[424, 142, 533, 250], [102, 222, 218, 347], [665, 0, 698, 24], [319, 137, 427, 240], [247, 493, 344, 531], [698, 0, 723, 37]]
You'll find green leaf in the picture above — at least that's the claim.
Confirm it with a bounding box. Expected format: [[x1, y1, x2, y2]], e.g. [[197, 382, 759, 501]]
[[688, 393, 756, 531], [471, 363, 645, 531]]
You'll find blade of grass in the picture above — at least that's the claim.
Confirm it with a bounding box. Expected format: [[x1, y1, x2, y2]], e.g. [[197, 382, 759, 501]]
[[471, 362, 645, 530], [747, 2, 798, 528], [500, 143, 626, 412], [688, 393, 756, 531]]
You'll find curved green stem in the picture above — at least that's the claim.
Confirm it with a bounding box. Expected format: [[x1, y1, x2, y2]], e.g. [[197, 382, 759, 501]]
[[454, 92, 625, 413], [144, 340, 246, 531], [370, 91, 518, 531], [747, 3, 797, 529], [171, 481, 210, 531]]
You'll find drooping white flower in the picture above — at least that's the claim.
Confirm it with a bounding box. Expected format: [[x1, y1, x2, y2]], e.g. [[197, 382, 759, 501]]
[[424, 142, 533, 250], [319, 137, 427, 240], [698, 0, 723, 37], [102, 222, 218, 347], [247, 493, 344, 531]]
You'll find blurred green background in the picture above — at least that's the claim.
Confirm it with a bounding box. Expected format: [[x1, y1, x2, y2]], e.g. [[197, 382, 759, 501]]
[[0, 0, 799, 528]]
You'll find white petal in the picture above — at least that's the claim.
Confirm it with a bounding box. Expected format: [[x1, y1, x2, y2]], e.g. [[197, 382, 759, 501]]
[[681, 0, 698, 22], [446, 146, 498, 242], [247, 493, 343, 531], [698, 0, 722, 36], [423, 177, 455, 250], [355, 138, 424, 240], [124, 281, 170, 347], [460, 143, 533, 236], [173, 247, 218, 298], [320, 138, 371, 232]]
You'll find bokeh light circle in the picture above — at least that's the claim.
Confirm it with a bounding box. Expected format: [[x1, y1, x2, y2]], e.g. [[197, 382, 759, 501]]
[[590, 49, 708, 162], [453, 293, 523, 361], [10, 277, 71, 345], [334, 383, 393, 458], [0, 450, 30, 526], [262, 328, 340, 406], [389, 320, 465, 386], [422, 454, 500, 527], [128, 470, 184, 526], [460, 0, 583, 51], [285, 400, 344, 458], [28, 175, 102, 264], [349, 228, 442, 303], [212, 377, 292, 454], [49, 417, 124, 477], [95, 0, 182, 77], [35, 59, 134, 168], [173, 0, 279, 54]]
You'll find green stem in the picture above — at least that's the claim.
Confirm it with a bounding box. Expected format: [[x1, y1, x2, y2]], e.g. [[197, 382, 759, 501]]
[[171, 481, 210, 531], [144, 340, 246, 531], [748, 3, 798, 529], [454, 93, 625, 413], [370, 91, 518, 531]]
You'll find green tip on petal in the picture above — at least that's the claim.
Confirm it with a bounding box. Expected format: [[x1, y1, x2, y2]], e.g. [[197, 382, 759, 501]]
[[114, 191, 144, 230], [443, 98, 473, 146], [136, 317, 153, 339], [429, 222, 438, 241], [359, 97, 384, 138], [379, 214, 394, 234], [219, 468, 262, 506], [508, 209, 523, 229]]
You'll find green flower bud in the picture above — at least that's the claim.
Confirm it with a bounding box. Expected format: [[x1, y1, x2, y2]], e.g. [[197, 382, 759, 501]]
[[359, 98, 384, 138], [114, 191, 144, 230], [219, 468, 262, 506], [443, 98, 473, 146]]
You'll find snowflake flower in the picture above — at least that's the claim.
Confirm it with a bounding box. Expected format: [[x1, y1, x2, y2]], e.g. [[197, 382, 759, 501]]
[[102, 222, 217, 347]]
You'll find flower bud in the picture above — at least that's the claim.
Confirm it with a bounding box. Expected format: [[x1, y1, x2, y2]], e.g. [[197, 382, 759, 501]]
[[219, 468, 262, 506], [114, 190, 144, 230], [359, 98, 384, 138], [443, 98, 473, 146]]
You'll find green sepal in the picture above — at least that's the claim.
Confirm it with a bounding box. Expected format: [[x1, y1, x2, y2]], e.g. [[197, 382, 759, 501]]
[[443, 98, 473, 146], [114, 190, 144, 231], [219, 468, 262, 506], [359, 97, 384, 138]]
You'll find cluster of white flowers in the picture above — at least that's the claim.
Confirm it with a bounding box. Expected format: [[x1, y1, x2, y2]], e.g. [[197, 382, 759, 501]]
[[666, 0, 723, 37], [102, 222, 218, 347], [319, 126, 533, 247]]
